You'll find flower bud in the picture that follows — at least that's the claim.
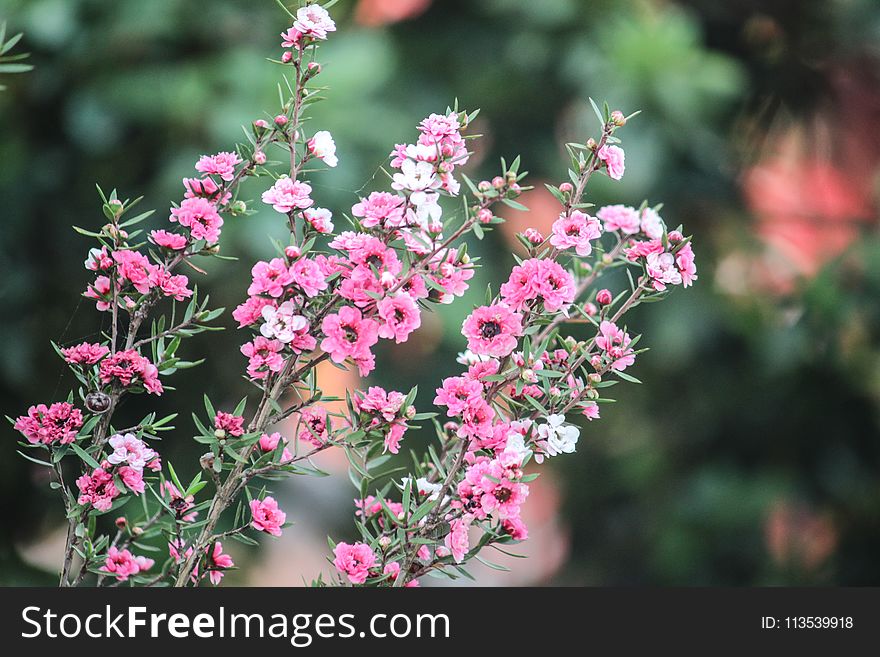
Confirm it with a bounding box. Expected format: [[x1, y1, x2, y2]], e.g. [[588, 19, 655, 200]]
[[214, 428, 226, 440], [379, 536, 392, 548], [492, 176, 505, 189], [132, 526, 144, 536], [477, 180, 492, 192], [588, 373, 602, 385], [274, 114, 289, 126], [508, 183, 521, 196], [668, 230, 684, 243], [559, 182, 574, 194], [596, 289, 613, 306], [115, 517, 127, 530], [406, 405, 416, 420], [477, 208, 493, 224], [521, 368, 534, 381], [583, 302, 598, 317], [230, 200, 247, 215], [281, 51, 293, 63], [200, 452, 215, 470], [253, 150, 267, 165], [307, 61, 322, 76], [586, 137, 597, 150], [586, 388, 600, 400], [285, 245, 302, 259], [611, 110, 626, 126], [85, 391, 112, 414]]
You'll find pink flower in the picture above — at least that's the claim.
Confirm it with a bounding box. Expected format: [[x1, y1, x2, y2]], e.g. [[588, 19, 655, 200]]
[[377, 294, 421, 343], [307, 130, 338, 167], [320, 306, 380, 365], [298, 406, 330, 447], [214, 411, 245, 437], [14, 402, 83, 446], [99, 350, 163, 394], [183, 176, 230, 205], [84, 275, 112, 311], [294, 4, 337, 40], [290, 258, 329, 297], [149, 229, 188, 250], [85, 246, 113, 271], [581, 401, 600, 421], [260, 300, 308, 343], [113, 250, 155, 294], [640, 207, 664, 239], [500, 258, 576, 313], [250, 496, 286, 537], [118, 466, 145, 494], [240, 336, 285, 380], [461, 303, 523, 357], [205, 542, 234, 585], [76, 467, 120, 511], [302, 207, 334, 233], [161, 481, 197, 522], [597, 144, 625, 180], [676, 242, 698, 288], [61, 342, 109, 366], [148, 267, 193, 301], [594, 320, 636, 371], [195, 151, 242, 182], [352, 191, 406, 228], [248, 258, 294, 298], [99, 547, 154, 582], [597, 204, 640, 235], [434, 376, 484, 417], [444, 517, 471, 563], [384, 421, 406, 454], [646, 251, 682, 291], [333, 542, 376, 585], [355, 387, 406, 422], [259, 432, 293, 462], [170, 197, 223, 244], [501, 517, 529, 541], [550, 210, 603, 256], [233, 296, 277, 328], [261, 176, 314, 213]]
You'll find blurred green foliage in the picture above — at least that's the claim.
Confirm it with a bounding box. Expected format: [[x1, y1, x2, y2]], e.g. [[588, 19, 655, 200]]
[[2, 0, 879, 585]]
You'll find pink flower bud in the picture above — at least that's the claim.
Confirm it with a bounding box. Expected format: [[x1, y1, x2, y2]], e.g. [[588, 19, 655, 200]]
[[559, 182, 574, 194], [281, 51, 293, 63], [115, 517, 127, 529], [253, 119, 269, 130], [492, 176, 505, 189], [284, 245, 301, 259], [584, 302, 598, 316], [253, 150, 266, 165], [307, 62, 322, 75], [274, 114, 289, 126], [596, 289, 613, 306], [477, 180, 492, 192], [611, 110, 626, 126], [477, 208, 493, 224], [668, 230, 684, 243]]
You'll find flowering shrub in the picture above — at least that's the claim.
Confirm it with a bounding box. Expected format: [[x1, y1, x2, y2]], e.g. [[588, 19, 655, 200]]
[[11, 2, 696, 587]]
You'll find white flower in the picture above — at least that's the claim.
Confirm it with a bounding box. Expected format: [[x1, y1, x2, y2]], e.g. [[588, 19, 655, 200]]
[[456, 349, 490, 365], [404, 143, 439, 162], [640, 207, 664, 239], [107, 433, 157, 471], [308, 130, 337, 167], [408, 190, 442, 227], [503, 432, 532, 462], [401, 476, 447, 503], [260, 300, 308, 343], [392, 159, 438, 192], [535, 414, 579, 461], [294, 5, 337, 40]]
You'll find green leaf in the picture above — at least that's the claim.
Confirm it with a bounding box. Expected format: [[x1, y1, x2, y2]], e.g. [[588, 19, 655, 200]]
[[71, 443, 100, 469]]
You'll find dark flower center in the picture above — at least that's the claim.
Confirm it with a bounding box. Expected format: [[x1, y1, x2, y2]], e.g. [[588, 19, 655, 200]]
[[343, 326, 359, 342], [481, 320, 502, 339], [366, 254, 383, 268], [495, 487, 512, 503]]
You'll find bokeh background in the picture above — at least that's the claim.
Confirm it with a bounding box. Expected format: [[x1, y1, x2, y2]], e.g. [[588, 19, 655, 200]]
[[2, 0, 880, 586]]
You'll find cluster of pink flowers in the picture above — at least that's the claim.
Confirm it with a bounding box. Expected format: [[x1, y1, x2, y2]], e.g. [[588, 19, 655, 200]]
[[297, 406, 330, 448], [258, 431, 293, 462], [77, 433, 160, 509], [61, 342, 109, 366], [353, 386, 413, 454], [84, 249, 193, 311], [98, 349, 163, 395], [14, 402, 83, 446], [99, 547, 154, 582]]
